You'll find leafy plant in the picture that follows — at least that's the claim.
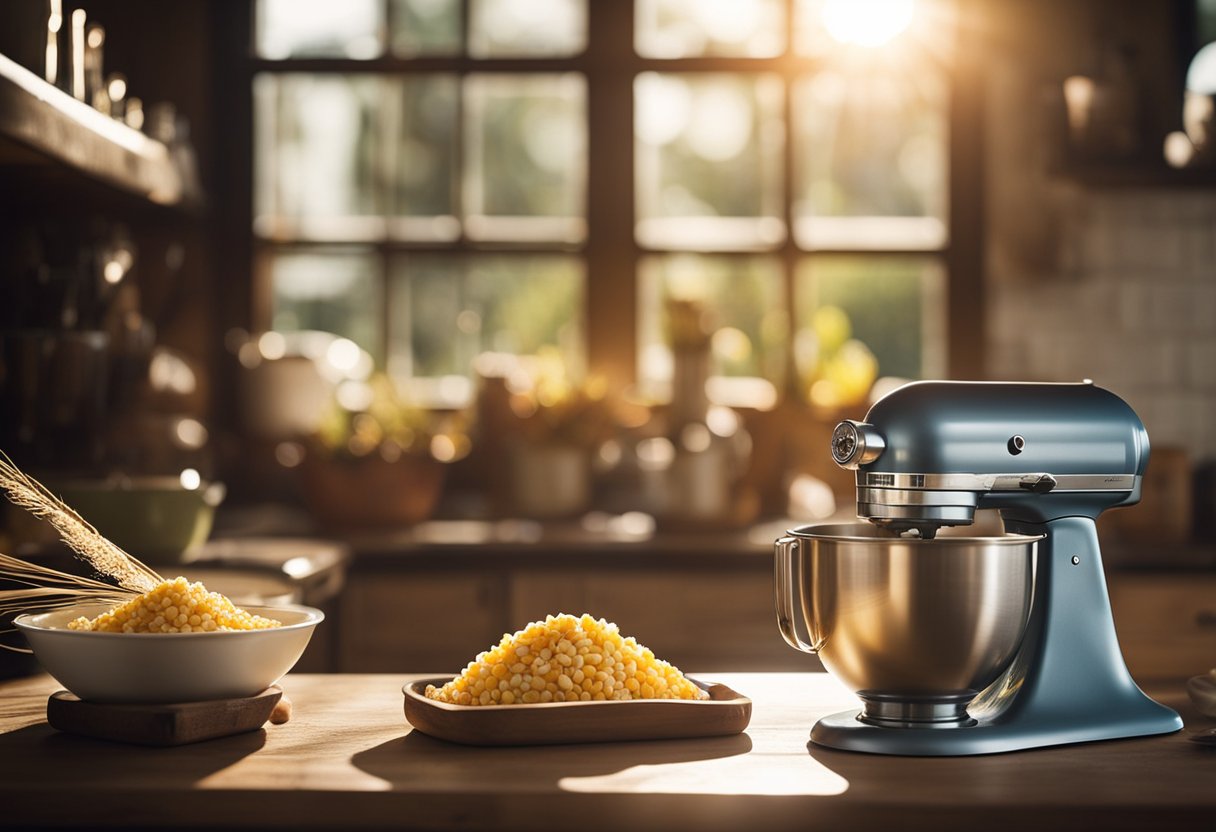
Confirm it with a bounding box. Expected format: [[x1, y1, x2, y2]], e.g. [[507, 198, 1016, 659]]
[[313, 374, 471, 463], [507, 350, 618, 448]]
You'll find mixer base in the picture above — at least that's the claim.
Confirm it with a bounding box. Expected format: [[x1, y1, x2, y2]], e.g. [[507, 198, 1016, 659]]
[[809, 706, 1182, 756]]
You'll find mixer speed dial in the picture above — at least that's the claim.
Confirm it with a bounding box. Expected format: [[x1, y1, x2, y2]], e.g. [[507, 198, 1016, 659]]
[[831, 420, 886, 469]]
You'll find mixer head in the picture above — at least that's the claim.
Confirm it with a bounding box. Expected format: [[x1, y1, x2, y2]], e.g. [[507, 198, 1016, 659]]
[[831, 381, 1148, 537]]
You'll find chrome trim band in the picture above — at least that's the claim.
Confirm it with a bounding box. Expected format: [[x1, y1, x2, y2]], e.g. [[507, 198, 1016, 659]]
[[857, 504, 977, 523], [857, 487, 980, 507], [860, 472, 1138, 492], [858, 693, 977, 728]]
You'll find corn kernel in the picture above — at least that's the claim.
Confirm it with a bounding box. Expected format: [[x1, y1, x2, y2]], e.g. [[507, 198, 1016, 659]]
[[424, 613, 707, 706], [66, 577, 281, 633]]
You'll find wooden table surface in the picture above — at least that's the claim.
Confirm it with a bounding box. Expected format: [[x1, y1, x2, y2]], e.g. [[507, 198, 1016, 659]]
[[0, 672, 1212, 831]]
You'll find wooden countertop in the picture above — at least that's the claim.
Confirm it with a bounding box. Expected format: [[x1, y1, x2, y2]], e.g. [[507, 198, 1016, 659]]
[[0, 672, 1213, 831]]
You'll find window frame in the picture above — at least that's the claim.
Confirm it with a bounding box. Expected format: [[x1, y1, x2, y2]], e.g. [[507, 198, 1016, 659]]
[[236, 0, 985, 401]]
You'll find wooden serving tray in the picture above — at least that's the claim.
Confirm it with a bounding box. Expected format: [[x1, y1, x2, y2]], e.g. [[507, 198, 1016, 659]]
[[46, 686, 282, 746], [403, 677, 751, 746]]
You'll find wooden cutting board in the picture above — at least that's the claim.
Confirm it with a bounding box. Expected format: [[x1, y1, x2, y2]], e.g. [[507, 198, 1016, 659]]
[[46, 686, 282, 746]]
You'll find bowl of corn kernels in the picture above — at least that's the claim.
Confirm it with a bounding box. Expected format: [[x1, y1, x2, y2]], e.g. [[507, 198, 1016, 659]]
[[14, 577, 323, 704]]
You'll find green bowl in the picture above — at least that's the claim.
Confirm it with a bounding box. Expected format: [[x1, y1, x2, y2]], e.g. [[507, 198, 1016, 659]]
[[53, 477, 225, 563]]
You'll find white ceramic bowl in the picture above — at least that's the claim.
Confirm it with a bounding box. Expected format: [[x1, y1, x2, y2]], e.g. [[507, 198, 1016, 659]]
[[14, 603, 324, 704]]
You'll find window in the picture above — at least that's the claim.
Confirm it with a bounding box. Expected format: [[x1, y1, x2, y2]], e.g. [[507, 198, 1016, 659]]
[[252, 0, 958, 409]]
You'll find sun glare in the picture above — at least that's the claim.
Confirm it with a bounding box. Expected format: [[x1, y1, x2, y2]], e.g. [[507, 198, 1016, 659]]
[[822, 0, 916, 47]]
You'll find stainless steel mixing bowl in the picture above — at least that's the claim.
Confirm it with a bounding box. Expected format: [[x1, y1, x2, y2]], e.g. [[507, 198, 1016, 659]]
[[775, 522, 1039, 726]]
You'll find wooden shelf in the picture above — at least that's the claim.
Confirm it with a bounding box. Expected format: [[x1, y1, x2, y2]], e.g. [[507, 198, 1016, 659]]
[[0, 52, 196, 208], [1049, 157, 1216, 189]]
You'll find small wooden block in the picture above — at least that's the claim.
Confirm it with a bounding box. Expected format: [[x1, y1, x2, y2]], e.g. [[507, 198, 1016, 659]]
[[46, 687, 283, 747]]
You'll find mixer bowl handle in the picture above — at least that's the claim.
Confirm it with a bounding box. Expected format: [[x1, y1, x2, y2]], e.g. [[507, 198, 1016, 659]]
[[775, 535, 825, 653]]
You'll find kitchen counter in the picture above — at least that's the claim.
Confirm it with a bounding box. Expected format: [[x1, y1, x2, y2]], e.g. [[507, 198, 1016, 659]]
[[212, 503, 1216, 570], [0, 672, 1212, 831]]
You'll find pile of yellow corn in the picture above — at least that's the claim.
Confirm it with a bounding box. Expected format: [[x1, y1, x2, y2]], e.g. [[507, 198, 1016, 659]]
[[67, 576, 281, 633], [425, 613, 707, 705]]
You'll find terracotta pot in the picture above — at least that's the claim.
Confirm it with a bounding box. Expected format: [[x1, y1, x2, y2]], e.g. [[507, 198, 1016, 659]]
[[299, 453, 446, 529], [508, 443, 590, 519]]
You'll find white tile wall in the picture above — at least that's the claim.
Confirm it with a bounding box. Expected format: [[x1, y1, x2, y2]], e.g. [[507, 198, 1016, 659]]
[[986, 190, 1216, 461]]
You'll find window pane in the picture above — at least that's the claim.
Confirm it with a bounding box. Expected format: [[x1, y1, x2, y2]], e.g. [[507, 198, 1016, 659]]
[[635, 0, 785, 58], [638, 254, 786, 408], [270, 249, 382, 358], [464, 74, 587, 243], [389, 255, 585, 405], [635, 72, 785, 250], [254, 74, 385, 240], [257, 0, 383, 59], [469, 0, 587, 57], [390, 0, 462, 57], [794, 256, 944, 408], [392, 75, 460, 240], [794, 0, 955, 60], [792, 67, 948, 250]]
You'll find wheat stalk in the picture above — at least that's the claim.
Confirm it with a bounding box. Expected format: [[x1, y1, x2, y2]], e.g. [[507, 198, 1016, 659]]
[[0, 452, 169, 650], [0, 553, 138, 652], [0, 452, 162, 594]]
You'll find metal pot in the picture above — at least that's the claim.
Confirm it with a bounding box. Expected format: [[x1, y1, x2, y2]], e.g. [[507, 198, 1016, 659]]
[[775, 522, 1039, 726]]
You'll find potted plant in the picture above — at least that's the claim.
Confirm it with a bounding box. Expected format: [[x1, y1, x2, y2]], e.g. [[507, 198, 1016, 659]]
[[299, 375, 470, 529], [501, 354, 618, 519]]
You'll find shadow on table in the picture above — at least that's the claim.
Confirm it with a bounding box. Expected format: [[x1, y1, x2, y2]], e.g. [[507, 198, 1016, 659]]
[[803, 722, 1216, 805], [0, 720, 267, 785], [353, 729, 753, 790]]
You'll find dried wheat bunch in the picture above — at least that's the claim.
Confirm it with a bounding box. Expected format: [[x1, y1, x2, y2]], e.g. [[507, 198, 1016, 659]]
[[0, 452, 165, 651]]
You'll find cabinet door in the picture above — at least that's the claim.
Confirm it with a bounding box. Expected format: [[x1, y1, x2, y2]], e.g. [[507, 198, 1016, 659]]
[[1109, 574, 1216, 681], [508, 570, 588, 626], [577, 569, 819, 673], [339, 571, 507, 673]]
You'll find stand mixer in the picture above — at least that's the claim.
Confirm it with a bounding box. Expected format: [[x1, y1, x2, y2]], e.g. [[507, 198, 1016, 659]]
[[775, 380, 1183, 755]]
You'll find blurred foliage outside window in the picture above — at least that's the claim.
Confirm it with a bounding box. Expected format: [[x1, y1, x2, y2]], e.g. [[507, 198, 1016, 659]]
[[255, 0, 952, 410], [633, 0, 952, 408]]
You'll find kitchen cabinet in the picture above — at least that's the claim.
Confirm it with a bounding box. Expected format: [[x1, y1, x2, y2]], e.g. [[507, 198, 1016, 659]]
[[338, 557, 817, 674], [339, 571, 509, 672], [337, 565, 1216, 680], [1109, 573, 1216, 681], [332, 522, 1216, 677], [570, 569, 797, 671]]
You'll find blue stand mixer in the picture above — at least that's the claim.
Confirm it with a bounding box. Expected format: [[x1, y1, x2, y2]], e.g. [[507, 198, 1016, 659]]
[[775, 381, 1183, 755]]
